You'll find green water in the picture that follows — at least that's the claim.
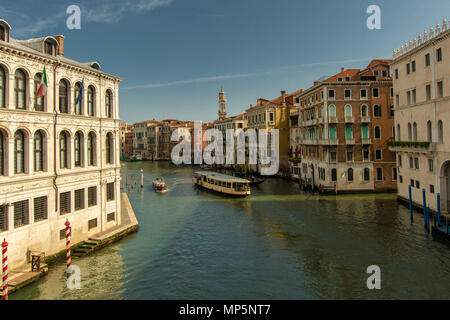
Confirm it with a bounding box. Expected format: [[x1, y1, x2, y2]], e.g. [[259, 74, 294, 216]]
[[12, 161, 450, 299]]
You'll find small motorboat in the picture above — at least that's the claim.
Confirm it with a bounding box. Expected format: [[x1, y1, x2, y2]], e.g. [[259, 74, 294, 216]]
[[152, 178, 168, 193]]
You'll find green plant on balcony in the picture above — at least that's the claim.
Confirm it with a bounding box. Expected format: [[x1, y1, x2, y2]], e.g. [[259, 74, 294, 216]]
[[289, 158, 301, 163], [387, 140, 430, 149]]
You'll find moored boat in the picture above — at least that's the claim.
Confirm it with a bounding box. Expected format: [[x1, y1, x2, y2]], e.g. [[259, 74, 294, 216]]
[[152, 178, 168, 193], [193, 172, 251, 197]]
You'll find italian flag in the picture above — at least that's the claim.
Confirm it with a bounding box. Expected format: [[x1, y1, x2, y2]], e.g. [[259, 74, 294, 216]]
[[36, 66, 48, 99]]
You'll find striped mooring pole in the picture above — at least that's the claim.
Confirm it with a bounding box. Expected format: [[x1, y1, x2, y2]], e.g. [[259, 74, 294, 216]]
[[409, 185, 413, 223], [1, 238, 8, 300], [65, 220, 72, 275]]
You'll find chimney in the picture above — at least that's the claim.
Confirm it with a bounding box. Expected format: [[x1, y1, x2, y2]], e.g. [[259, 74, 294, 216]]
[[281, 90, 287, 106], [341, 67, 345, 72], [54, 35, 64, 56]]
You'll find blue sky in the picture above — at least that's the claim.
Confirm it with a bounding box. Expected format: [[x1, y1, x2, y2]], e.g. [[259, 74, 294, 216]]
[[2, 0, 450, 123]]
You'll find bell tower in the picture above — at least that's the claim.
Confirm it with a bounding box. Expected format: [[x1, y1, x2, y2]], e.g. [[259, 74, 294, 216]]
[[218, 87, 227, 120]]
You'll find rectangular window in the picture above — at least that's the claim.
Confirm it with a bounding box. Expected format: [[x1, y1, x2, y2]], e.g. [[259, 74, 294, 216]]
[[13, 200, 29, 228], [430, 185, 435, 194], [426, 84, 431, 101], [393, 168, 398, 181], [437, 81, 444, 98], [347, 148, 353, 162], [60, 191, 71, 215], [416, 180, 420, 189], [363, 148, 369, 161], [425, 53, 431, 66], [373, 88, 379, 98], [396, 94, 400, 108], [107, 183, 115, 201], [376, 168, 383, 181], [400, 176, 403, 183], [398, 155, 402, 167], [382, 70, 387, 78], [360, 89, 367, 99], [107, 212, 115, 222], [395, 69, 399, 79], [412, 89, 416, 104], [414, 158, 420, 169], [428, 159, 434, 172], [330, 150, 337, 162], [410, 179, 415, 187], [328, 89, 335, 99], [88, 218, 98, 230], [0, 205, 8, 232], [375, 149, 382, 160], [34, 196, 48, 222], [407, 91, 411, 105], [437, 48, 442, 62], [409, 157, 414, 169], [412, 61, 416, 72], [406, 63, 410, 74], [345, 89, 351, 99], [75, 189, 85, 211]]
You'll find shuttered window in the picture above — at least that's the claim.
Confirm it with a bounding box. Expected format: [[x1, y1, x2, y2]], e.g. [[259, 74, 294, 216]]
[[0, 205, 8, 232], [75, 189, 85, 211], [88, 218, 97, 230], [60, 191, 71, 215], [13, 200, 29, 228], [107, 183, 115, 201], [34, 196, 48, 222], [107, 212, 115, 222], [88, 186, 97, 207]]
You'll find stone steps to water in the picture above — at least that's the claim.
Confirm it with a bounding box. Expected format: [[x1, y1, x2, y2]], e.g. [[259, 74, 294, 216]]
[[72, 239, 101, 257]]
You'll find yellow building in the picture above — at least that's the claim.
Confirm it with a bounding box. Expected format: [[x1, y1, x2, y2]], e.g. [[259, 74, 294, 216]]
[[245, 90, 301, 175]]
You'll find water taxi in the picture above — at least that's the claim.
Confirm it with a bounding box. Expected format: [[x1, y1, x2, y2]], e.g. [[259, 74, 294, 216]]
[[152, 178, 168, 193], [193, 172, 251, 197]]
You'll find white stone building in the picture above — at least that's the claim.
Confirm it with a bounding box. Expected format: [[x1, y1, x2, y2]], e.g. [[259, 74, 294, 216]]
[[0, 20, 123, 269], [390, 19, 450, 213]]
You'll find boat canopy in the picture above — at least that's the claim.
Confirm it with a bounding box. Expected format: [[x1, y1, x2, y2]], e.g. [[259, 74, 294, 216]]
[[194, 172, 250, 184]]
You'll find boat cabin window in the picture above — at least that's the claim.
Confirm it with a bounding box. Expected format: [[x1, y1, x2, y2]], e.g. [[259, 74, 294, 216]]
[[227, 183, 231, 188], [203, 176, 206, 182]]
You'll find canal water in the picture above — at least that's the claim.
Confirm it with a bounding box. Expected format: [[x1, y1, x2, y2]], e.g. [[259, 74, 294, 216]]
[[12, 161, 450, 300]]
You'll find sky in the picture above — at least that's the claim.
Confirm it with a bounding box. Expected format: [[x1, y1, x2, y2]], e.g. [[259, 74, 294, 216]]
[[1, 0, 450, 123]]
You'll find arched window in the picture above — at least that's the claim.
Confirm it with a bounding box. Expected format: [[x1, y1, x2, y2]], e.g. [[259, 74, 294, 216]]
[[74, 132, 82, 167], [0, 65, 5, 108], [408, 123, 412, 141], [14, 130, 25, 174], [59, 79, 68, 113], [88, 86, 95, 116], [345, 105, 352, 117], [331, 168, 337, 182], [438, 120, 444, 143], [74, 82, 83, 115], [106, 132, 113, 164], [0, 130, 4, 175], [60, 131, 68, 169], [15, 69, 26, 109], [427, 121, 432, 143], [348, 168, 354, 182], [364, 168, 370, 181], [374, 126, 381, 140], [361, 105, 367, 117], [34, 131, 44, 172], [329, 105, 336, 118], [105, 90, 113, 118], [88, 132, 95, 166], [34, 73, 44, 111], [397, 124, 401, 141], [0, 26, 5, 41], [413, 122, 418, 141], [374, 105, 381, 117], [346, 126, 353, 139]]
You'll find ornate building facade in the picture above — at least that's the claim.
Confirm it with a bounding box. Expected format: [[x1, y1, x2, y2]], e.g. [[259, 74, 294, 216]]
[[0, 19, 122, 268]]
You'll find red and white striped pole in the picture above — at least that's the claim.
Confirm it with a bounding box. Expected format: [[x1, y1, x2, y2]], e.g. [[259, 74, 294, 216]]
[[65, 220, 72, 274], [2, 238, 8, 300]]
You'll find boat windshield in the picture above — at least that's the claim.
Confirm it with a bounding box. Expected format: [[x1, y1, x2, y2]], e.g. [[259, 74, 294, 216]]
[[235, 183, 250, 192]]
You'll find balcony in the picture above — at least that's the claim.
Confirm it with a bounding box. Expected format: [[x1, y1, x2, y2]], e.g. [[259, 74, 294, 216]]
[[328, 116, 338, 124], [320, 139, 339, 146], [302, 139, 318, 145], [345, 116, 354, 123], [360, 116, 371, 123], [361, 138, 372, 145], [318, 117, 324, 125], [346, 138, 356, 145], [387, 141, 436, 154]]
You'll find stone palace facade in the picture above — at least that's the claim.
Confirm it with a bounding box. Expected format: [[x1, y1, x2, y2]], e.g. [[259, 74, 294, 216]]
[[0, 19, 123, 269]]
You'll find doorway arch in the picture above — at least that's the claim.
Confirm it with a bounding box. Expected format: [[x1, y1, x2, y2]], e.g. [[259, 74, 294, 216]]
[[440, 160, 450, 212]]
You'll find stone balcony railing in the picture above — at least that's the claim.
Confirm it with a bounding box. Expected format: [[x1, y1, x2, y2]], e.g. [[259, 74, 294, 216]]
[[345, 116, 354, 123], [387, 140, 436, 154], [346, 138, 356, 145], [329, 116, 338, 124], [320, 139, 339, 146], [361, 138, 372, 145], [360, 116, 371, 123]]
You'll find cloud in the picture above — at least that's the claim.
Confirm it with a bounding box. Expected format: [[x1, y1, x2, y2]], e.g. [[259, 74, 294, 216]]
[[121, 57, 374, 90], [83, 0, 174, 23], [5, 0, 174, 37]]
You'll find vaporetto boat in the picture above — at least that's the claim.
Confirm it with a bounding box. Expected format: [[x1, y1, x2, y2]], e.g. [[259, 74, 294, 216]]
[[193, 172, 251, 197]]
